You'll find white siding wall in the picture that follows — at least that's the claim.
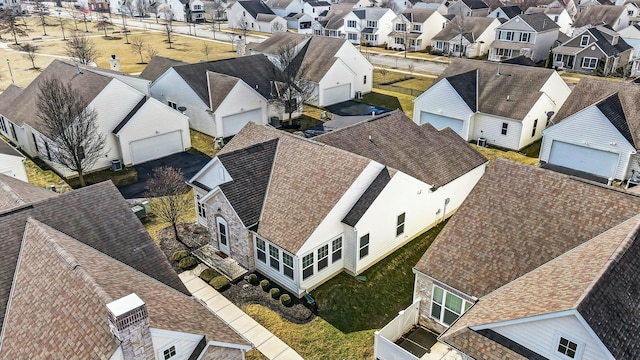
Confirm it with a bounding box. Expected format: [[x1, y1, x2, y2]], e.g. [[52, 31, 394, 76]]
[[532, 30, 560, 62], [336, 41, 374, 94], [342, 226, 357, 274], [419, 13, 450, 48], [215, 82, 268, 136], [149, 328, 203, 360], [0, 153, 27, 182], [471, 114, 522, 149], [196, 159, 232, 189], [473, 20, 502, 56], [254, 235, 300, 295], [318, 60, 356, 107], [491, 315, 614, 360], [413, 79, 474, 140], [539, 106, 635, 179], [150, 69, 215, 136], [3, 121, 32, 157]]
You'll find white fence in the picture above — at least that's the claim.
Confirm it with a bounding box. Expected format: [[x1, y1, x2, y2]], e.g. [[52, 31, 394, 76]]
[[374, 299, 421, 360]]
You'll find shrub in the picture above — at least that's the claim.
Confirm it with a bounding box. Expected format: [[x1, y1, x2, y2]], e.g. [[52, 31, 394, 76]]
[[247, 273, 258, 285], [270, 288, 280, 299], [172, 250, 189, 261], [178, 256, 197, 270], [209, 275, 230, 291], [280, 294, 292, 306], [199, 268, 219, 282], [430, 49, 443, 56], [260, 279, 270, 291]]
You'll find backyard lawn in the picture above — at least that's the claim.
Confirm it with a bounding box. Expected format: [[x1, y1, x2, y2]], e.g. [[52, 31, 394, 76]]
[[244, 222, 445, 360]]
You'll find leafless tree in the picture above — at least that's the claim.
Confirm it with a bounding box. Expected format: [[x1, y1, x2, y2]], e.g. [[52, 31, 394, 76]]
[[449, 13, 468, 57], [226, 32, 236, 51], [390, 14, 411, 58], [0, 12, 28, 45], [379, 67, 388, 83], [34, 0, 49, 35], [270, 43, 316, 122], [135, 0, 148, 18], [65, 32, 98, 64], [271, 21, 285, 33], [408, 62, 415, 74], [21, 43, 39, 69], [162, 7, 174, 49], [202, 42, 211, 60], [145, 44, 158, 61], [379, 0, 399, 12], [95, 16, 113, 37], [236, 15, 250, 44], [207, 4, 223, 39], [36, 77, 106, 187], [145, 166, 192, 245], [68, 8, 81, 31], [131, 36, 146, 63]]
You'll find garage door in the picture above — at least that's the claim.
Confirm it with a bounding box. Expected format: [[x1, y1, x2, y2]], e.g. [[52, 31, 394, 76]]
[[322, 84, 351, 106], [130, 130, 183, 165], [548, 141, 619, 178], [221, 108, 262, 138], [419, 111, 464, 137]]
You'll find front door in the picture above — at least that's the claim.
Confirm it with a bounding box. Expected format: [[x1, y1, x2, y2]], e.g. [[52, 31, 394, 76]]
[[217, 217, 230, 255]]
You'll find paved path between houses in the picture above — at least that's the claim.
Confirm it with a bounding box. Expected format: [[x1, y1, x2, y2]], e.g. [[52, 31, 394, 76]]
[[179, 268, 304, 360]]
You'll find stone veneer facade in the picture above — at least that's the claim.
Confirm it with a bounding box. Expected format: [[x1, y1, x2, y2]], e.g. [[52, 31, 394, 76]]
[[203, 191, 255, 270], [200, 346, 244, 360]]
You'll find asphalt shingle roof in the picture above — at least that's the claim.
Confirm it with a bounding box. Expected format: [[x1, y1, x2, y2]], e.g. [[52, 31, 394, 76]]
[[573, 5, 626, 28], [342, 167, 392, 226], [0, 138, 22, 157], [238, 0, 275, 18], [139, 55, 189, 81], [496, 5, 522, 17], [462, 0, 489, 9], [514, 12, 560, 31], [433, 17, 497, 42], [0, 173, 57, 212], [403, 8, 436, 23]]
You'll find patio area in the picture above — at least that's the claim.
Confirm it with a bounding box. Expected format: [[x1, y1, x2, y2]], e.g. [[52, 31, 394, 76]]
[[395, 327, 438, 358], [192, 244, 248, 281]]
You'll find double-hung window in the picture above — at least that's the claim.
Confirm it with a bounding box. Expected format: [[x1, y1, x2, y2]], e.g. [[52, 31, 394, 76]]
[[519, 32, 530, 42], [302, 253, 314, 279], [359, 234, 369, 259], [256, 238, 266, 263], [580, 35, 589, 46], [317, 245, 329, 271], [269, 244, 280, 270], [396, 213, 405, 236], [581, 57, 598, 69], [367, 20, 377, 27], [196, 195, 206, 218], [395, 23, 406, 32], [347, 20, 357, 28], [430, 285, 471, 326], [332, 237, 342, 262], [282, 253, 294, 279], [501, 122, 508, 135], [531, 119, 538, 137]]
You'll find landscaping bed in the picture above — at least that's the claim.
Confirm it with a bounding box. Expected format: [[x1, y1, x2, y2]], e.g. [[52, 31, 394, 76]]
[[157, 222, 210, 273]]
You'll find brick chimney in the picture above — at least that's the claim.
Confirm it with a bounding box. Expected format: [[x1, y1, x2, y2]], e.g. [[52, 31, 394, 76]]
[[107, 293, 154, 360]]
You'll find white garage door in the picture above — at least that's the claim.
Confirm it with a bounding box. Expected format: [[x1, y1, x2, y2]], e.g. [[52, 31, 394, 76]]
[[322, 84, 351, 106], [548, 141, 619, 178], [419, 111, 464, 137], [221, 108, 262, 138], [130, 130, 183, 165]]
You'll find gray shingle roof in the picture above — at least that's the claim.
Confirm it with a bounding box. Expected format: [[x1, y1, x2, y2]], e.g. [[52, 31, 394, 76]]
[[403, 8, 437, 23], [315, 110, 487, 188], [514, 12, 560, 31], [323, 4, 355, 30], [496, 5, 522, 18], [238, 0, 276, 18], [414, 159, 640, 298], [207, 72, 241, 111], [0, 138, 22, 157], [0, 173, 57, 212], [573, 5, 626, 28], [462, 0, 489, 9], [342, 167, 392, 226], [433, 17, 497, 44], [0, 84, 23, 117], [434, 58, 557, 120], [139, 55, 189, 81], [584, 26, 633, 56]]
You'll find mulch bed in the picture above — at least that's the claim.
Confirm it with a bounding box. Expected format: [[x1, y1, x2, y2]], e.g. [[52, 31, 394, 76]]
[[157, 223, 315, 324]]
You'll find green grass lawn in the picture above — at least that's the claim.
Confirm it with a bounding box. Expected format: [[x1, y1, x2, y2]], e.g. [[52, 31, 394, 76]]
[[244, 223, 445, 359]]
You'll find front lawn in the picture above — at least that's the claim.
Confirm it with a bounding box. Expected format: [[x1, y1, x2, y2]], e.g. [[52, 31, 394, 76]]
[[244, 223, 445, 359]]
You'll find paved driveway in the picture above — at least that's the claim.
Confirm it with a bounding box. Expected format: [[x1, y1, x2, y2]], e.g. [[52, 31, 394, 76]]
[[118, 152, 211, 199]]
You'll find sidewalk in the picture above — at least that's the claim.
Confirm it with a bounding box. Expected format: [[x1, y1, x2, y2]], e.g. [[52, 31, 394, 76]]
[[179, 268, 303, 360]]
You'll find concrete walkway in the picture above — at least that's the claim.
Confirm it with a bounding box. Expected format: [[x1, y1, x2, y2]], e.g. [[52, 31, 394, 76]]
[[179, 269, 303, 360]]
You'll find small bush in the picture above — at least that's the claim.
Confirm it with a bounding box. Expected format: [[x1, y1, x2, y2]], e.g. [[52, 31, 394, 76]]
[[172, 250, 189, 262], [270, 288, 280, 299], [260, 279, 270, 291], [247, 273, 258, 285], [178, 256, 197, 270], [280, 294, 292, 306], [199, 268, 219, 282], [209, 275, 230, 291], [430, 49, 443, 56]]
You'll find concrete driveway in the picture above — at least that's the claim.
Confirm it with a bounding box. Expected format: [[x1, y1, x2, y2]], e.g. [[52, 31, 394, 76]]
[[118, 152, 211, 199]]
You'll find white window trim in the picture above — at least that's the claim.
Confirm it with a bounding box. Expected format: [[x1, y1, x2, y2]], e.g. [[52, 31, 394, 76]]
[[159, 342, 180, 360], [302, 252, 314, 280], [396, 212, 405, 237], [580, 35, 589, 47], [581, 57, 598, 69], [216, 217, 228, 248], [167, 100, 178, 109], [553, 332, 584, 360], [359, 234, 370, 259], [317, 244, 329, 271], [429, 285, 472, 327]]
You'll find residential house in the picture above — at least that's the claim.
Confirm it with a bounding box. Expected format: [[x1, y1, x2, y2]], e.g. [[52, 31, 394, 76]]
[[186, 0, 206, 22], [412, 0, 449, 15], [539, 78, 640, 180], [447, 0, 491, 17], [353, 7, 397, 46], [0, 0, 21, 13], [488, 5, 523, 19], [432, 16, 502, 56], [488, 12, 561, 62], [625, 0, 640, 25], [0, 177, 251, 359], [375, 159, 640, 360], [413, 59, 570, 150], [149, 56, 275, 139], [0, 138, 27, 182], [338, 0, 375, 7], [139, 55, 189, 81], [552, 26, 632, 74], [285, 12, 315, 33], [189, 113, 487, 297], [525, 6, 573, 34], [313, 4, 361, 40], [303, 0, 331, 20], [388, 9, 450, 51], [619, 23, 640, 73], [572, 5, 629, 33], [265, 0, 304, 17], [227, 0, 287, 33], [249, 32, 373, 106], [0, 60, 191, 178]]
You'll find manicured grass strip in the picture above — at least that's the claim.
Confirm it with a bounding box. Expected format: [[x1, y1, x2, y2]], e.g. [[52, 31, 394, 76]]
[[472, 144, 538, 166]]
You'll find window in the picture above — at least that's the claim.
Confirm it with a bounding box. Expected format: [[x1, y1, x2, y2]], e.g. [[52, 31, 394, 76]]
[[555, 53, 562, 62], [498, 30, 513, 40], [581, 57, 598, 69], [163, 345, 177, 359], [0, 117, 6, 133], [283, 253, 294, 279], [302, 253, 314, 279], [256, 238, 266, 263], [395, 37, 404, 45], [435, 41, 445, 50], [430, 286, 472, 326], [196, 195, 206, 218], [580, 35, 589, 46], [363, 75, 367, 84], [557, 337, 579, 359], [9, 123, 16, 140], [193, 4, 202, 10], [269, 244, 280, 270], [495, 48, 512, 57], [519, 32, 530, 42], [396, 213, 405, 236], [531, 119, 538, 137], [347, 20, 357, 28], [367, 20, 377, 27], [554, 15, 559, 22], [218, 218, 227, 247], [332, 237, 342, 262], [348, 32, 358, 41], [168, 100, 177, 109], [395, 23, 406, 32], [314, 29, 322, 35], [44, 141, 51, 160], [32, 133, 39, 153], [359, 234, 369, 259], [412, 23, 421, 31], [318, 244, 329, 271], [501, 122, 508, 135]]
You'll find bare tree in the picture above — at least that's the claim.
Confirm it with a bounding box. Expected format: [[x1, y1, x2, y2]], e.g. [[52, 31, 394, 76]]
[[379, 0, 399, 12], [145, 166, 192, 245], [135, 0, 148, 18], [202, 42, 210, 60], [162, 7, 174, 49], [21, 43, 39, 69], [0, 12, 28, 45], [226, 32, 236, 51], [270, 43, 316, 122], [95, 16, 113, 37], [131, 36, 146, 63], [449, 13, 468, 57], [36, 77, 106, 187], [408, 62, 415, 74], [236, 15, 250, 44], [65, 32, 98, 64], [144, 44, 158, 61], [68, 8, 81, 31], [207, 5, 223, 39], [379, 67, 388, 83], [34, 0, 49, 36], [271, 21, 285, 33]]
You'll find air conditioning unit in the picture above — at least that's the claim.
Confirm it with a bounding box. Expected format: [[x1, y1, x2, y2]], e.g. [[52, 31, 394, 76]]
[[355, 91, 363, 99], [553, 61, 564, 69], [111, 159, 123, 171], [270, 116, 281, 128], [477, 137, 487, 147]]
